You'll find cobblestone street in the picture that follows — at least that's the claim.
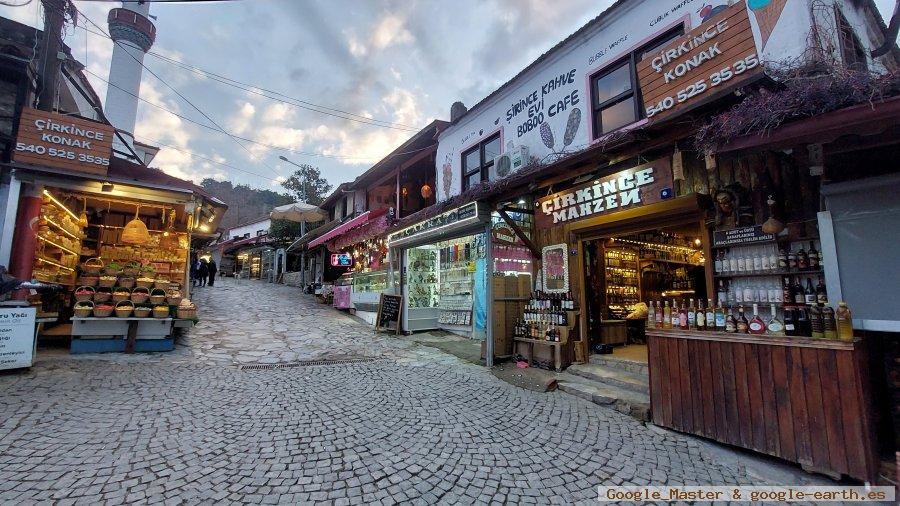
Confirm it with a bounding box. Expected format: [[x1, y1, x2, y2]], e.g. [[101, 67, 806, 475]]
[[0, 279, 818, 504]]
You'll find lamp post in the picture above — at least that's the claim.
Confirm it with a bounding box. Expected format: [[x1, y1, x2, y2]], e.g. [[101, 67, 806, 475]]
[[279, 155, 309, 285]]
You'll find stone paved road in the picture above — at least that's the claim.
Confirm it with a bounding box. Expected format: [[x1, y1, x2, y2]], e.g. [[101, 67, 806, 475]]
[[0, 279, 815, 504]]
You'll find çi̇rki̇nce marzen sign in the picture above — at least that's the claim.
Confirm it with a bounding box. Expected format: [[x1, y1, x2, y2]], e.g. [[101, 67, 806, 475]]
[[13, 108, 115, 176], [535, 158, 673, 229], [638, 2, 762, 120]]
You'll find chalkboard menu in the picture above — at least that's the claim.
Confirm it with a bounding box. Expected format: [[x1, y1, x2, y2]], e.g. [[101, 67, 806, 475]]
[[713, 225, 775, 247], [375, 294, 402, 334]]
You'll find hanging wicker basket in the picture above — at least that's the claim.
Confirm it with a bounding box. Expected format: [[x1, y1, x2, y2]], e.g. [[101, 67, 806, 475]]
[[121, 204, 151, 245]]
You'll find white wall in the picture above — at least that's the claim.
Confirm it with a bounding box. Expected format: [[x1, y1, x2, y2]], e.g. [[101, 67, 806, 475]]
[[435, 0, 817, 203], [227, 219, 270, 240]]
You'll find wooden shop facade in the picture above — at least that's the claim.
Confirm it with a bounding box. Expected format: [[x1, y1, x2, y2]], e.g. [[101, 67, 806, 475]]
[[425, 0, 899, 482]]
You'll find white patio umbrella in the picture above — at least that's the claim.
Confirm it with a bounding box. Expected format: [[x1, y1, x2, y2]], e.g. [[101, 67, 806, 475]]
[[270, 202, 326, 286]]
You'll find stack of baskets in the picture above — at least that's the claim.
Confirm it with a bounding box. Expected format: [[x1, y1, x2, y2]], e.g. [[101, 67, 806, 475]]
[[93, 303, 114, 318], [176, 300, 198, 319], [133, 305, 152, 318], [131, 287, 150, 304], [149, 288, 166, 305], [153, 305, 170, 319], [115, 300, 134, 318], [73, 300, 93, 318]]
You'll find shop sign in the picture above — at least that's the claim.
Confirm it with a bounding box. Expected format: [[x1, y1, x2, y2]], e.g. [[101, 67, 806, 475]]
[[330, 252, 354, 267], [638, 3, 761, 121], [388, 201, 483, 245], [535, 158, 673, 229], [713, 225, 774, 247], [491, 222, 523, 246], [0, 307, 36, 371], [13, 108, 114, 176]]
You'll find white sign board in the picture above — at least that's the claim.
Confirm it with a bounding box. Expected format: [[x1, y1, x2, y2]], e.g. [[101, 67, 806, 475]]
[[0, 307, 36, 370]]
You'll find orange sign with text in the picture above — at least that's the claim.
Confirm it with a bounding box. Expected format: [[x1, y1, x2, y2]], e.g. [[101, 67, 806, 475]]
[[14, 108, 114, 176]]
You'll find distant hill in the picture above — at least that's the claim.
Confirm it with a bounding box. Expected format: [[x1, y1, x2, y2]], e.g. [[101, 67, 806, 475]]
[[201, 179, 294, 230]]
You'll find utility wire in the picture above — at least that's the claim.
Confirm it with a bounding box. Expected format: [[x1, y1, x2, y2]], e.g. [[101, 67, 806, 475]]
[[74, 6, 284, 180], [73, 25, 419, 131]]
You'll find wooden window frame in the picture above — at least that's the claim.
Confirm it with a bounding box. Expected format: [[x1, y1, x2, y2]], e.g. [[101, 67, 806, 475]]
[[461, 133, 501, 191]]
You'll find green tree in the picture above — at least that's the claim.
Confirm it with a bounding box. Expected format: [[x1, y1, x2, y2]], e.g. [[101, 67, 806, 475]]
[[267, 219, 305, 247], [280, 164, 332, 206]]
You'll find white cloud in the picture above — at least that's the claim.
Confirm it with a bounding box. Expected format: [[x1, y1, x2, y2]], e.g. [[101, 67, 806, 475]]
[[344, 29, 367, 57], [370, 14, 414, 50], [227, 101, 256, 135]]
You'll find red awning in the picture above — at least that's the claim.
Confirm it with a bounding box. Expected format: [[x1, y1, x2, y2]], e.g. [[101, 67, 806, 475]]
[[308, 208, 388, 249]]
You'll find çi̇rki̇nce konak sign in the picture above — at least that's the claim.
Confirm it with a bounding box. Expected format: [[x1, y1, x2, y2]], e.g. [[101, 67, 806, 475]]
[[535, 158, 673, 229], [13, 108, 114, 176]]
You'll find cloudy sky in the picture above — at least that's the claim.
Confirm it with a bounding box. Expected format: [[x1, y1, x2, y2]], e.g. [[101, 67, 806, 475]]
[[2, 0, 897, 192]]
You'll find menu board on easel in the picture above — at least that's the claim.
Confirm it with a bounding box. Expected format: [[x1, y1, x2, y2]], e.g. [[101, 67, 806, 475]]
[[0, 307, 36, 370], [374, 294, 402, 334]]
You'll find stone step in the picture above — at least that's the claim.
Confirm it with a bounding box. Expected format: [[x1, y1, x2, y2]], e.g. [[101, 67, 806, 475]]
[[556, 373, 651, 422], [567, 362, 650, 394], [589, 354, 649, 376]]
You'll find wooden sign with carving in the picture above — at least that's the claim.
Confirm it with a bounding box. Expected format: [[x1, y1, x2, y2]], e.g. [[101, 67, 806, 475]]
[[14, 108, 114, 176], [638, 3, 762, 121]]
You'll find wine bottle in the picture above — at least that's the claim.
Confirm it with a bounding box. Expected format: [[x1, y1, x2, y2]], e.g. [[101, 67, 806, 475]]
[[804, 278, 816, 304], [737, 306, 749, 333], [655, 301, 663, 328], [783, 305, 797, 336], [808, 241, 819, 269], [705, 299, 715, 332], [749, 303, 766, 335], [678, 300, 688, 330], [648, 301, 656, 329], [796, 306, 811, 337], [765, 304, 784, 335], [815, 276, 827, 304], [714, 302, 726, 331], [793, 277, 805, 304], [797, 244, 808, 270], [696, 299, 705, 330], [687, 299, 696, 330], [663, 301, 672, 330], [725, 309, 737, 333]]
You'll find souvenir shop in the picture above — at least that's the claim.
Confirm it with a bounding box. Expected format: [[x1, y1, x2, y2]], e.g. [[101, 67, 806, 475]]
[[387, 202, 492, 340]]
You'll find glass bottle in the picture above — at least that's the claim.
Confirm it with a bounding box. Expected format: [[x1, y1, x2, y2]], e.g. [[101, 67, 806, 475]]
[[808, 241, 819, 269], [768, 245, 778, 273], [809, 303, 824, 339], [696, 299, 705, 330], [715, 302, 726, 331], [766, 304, 784, 335], [648, 301, 656, 329], [743, 282, 753, 304], [687, 299, 696, 329], [714, 250, 723, 274], [725, 308, 737, 333], [822, 305, 837, 340], [787, 249, 797, 270], [678, 300, 688, 330], [797, 243, 808, 270], [753, 249, 763, 272], [705, 299, 715, 333], [737, 248, 746, 273], [735, 280, 744, 303], [782, 277, 793, 304], [783, 305, 797, 336], [777, 248, 789, 270], [736, 306, 749, 333], [717, 280, 727, 306], [768, 281, 780, 303], [748, 303, 766, 335], [793, 277, 805, 304], [758, 283, 768, 303], [804, 277, 816, 304], [815, 276, 827, 304], [836, 302, 853, 341], [655, 300, 664, 328], [663, 301, 672, 330], [729, 249, 738, 272], [796, 305, 811, 337], [760, 247, 771, 271], [671, 300, 680, 329]]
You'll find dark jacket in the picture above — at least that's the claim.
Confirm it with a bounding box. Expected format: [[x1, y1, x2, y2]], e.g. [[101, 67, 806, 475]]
[[197, 261, 209, 277]]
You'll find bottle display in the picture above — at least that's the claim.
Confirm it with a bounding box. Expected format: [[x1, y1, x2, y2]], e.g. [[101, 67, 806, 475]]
[[748, 304, 766, 335], [809, 303, 824, 339], [725, 309, 737, 333], [705, 299, 715, 332], [836, 302, 853, 341], [822, 305, 837, 340], [765, 304, 784, 335], [715, 302, 726, 331], [696, 299, 705, 330], [736, 306, 749, 333]]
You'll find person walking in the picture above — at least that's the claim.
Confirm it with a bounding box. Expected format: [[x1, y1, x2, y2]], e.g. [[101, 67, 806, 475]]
[[189, 256, 199, 288], [197, 258, 209, 287], [207, 259, 217, 287]]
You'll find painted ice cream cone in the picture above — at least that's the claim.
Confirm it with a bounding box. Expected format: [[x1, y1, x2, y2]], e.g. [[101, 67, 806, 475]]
[[442, 162, 452, 198], [748, 0, 787, 49]]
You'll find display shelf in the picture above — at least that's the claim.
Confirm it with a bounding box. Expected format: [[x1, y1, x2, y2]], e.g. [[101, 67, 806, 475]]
[[715, 269, 824, 278], [42, 216, 81, 239], [38, 235, 80, 256]]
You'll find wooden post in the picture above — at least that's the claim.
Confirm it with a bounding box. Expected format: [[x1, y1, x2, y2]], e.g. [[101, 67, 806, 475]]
[[124, 320, 138, 354]]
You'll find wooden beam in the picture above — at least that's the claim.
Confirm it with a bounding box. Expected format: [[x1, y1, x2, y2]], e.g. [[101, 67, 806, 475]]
[[496, 206, 541, 259]]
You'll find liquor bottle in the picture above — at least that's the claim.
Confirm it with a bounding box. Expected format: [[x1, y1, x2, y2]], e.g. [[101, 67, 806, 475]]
[[648, 301, 656, 329], [655, 301, 664, 328], [717, 280, 727, 306], [836, 302, 853, 341], [796, 305, 811, 337], [736, 306, 749, 333], [765, 304, 784, 335], [758, 283, 768, 303], [696, 299, 706, 330], [822, 305, 837, 340], [787, 249, 797, 270], [720, 250, 730, 273], [678, 300, 688, 330], [815, 276, 827, 304], [705, 299, 715, 332], [729, 250, 738, 272], [768, 246, 778, 272], [809, 303, 824, 339], [736, 249, 746, 272], [671, 301, 680, 329], [714, 301, 726, 331], [793, 277, 805, 304], [804, 278, 816, 304], [687, 299, 696, 330], [761, 248, 771, 271], [808, 241, 819, 269], [796, 244, 808, 270], [768, 281, 780, 303], [725, 309, 737, 333], [783, 305, 797, 336], [782, 277, 793, 304], [777, 248, 789, 270], [752, 250, 763, 272], [714, 250, 723, 273], [748, 304, 766, 335], [742, 283, 753, 304], [663, 301, 672, 330]]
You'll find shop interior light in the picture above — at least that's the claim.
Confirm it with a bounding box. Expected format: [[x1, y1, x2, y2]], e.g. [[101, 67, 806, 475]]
[[42, 215, 78, 240], [694, 238, 702, 246], [42, 190, 79, 220], [101, 182, 114, 192]]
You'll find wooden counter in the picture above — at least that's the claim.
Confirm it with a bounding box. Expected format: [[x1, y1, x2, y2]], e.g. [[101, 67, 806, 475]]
[[647, 329, 878, 481]]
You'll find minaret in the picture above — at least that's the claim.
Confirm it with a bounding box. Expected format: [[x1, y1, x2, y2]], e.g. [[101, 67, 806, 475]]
[[104, 1, 156, 154]]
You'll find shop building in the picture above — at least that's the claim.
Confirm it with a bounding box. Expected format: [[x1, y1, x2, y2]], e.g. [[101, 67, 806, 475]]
[[424, 0, 898, 482], [218, 216, 272, 278]]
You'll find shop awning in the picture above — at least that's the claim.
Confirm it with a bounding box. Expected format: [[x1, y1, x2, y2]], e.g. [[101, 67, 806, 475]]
[[308, 208, 388, 249]]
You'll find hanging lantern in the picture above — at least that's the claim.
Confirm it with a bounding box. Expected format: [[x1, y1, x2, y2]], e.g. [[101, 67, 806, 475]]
[[77, 198, 88, 228], [121, 203, 151, 245], [420, 183, 433, 199]]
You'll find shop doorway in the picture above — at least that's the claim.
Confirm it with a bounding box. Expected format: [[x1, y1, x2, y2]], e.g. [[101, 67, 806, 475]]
[[582, 221, 707, 361]]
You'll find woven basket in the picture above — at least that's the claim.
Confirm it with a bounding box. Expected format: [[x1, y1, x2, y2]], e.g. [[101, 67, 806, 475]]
[[98, 276, 117, 288], [93, 304, 114, 318], [149, 288, 166, 305], [78, 275, 98, 287], [153, 279, 170, 290], [176, 306, 197, 319], [118, 277, 135, 289], [103, 263, 122, 276], [93, 289, 111, 303], [115, 300, 134, 318], [82, 257, 103, 275], [122, 261, 140, 276], [136, 278, 155, 289], [112, 290, 130, 303], [131, 287, 150, 304], [152, 306, 170, 319], [73, 301, 93, 318], [74, 286, 95, 302], [166, 294, 183, 306], [133, 306, 152, 318]]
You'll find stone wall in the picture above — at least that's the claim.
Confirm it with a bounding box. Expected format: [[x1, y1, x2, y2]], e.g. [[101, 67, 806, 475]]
[[283, 271, 303, 287]]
